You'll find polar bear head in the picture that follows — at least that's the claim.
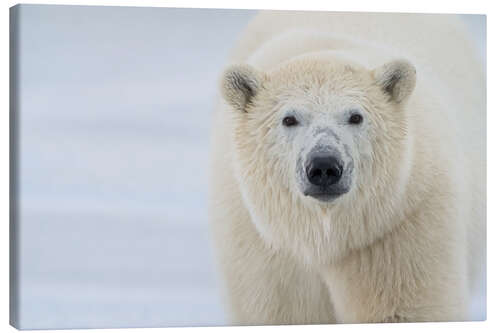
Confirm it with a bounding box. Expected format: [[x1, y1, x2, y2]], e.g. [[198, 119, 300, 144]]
[[220, 56, 416, 261]]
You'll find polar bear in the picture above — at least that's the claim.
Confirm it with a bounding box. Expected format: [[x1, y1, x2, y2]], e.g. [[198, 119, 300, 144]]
[[209, 11, 485, 325]]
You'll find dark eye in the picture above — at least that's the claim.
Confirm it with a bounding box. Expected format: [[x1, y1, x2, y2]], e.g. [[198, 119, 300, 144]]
[[348, 113, 363, 125], [282, 116, 298, 127]]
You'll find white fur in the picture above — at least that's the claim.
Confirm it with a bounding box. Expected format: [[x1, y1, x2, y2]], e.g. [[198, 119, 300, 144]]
[[210, 12, 485, 324]]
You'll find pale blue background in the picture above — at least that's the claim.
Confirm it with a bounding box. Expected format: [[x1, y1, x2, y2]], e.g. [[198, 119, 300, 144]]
[[13, 4, 486, 329]]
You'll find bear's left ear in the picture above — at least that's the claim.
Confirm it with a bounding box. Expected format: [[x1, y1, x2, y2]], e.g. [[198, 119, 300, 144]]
[[220, 64, 264, 113], [373, 59, 416, 104]]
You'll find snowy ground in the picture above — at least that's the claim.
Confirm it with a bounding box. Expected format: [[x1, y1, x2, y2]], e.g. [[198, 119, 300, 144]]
[[14, 5, 485, 329]]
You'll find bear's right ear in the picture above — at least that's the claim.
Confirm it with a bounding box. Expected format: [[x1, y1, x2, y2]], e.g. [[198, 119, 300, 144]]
[[220, 64, 264, 113]]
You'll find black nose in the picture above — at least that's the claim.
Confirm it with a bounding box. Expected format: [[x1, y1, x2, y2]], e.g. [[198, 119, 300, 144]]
[[306, 155, 343, 186]]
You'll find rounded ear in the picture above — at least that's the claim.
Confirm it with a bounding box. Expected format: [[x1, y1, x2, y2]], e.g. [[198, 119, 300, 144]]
[[220, 64, 264, 112], [373, 59, 416, 104]]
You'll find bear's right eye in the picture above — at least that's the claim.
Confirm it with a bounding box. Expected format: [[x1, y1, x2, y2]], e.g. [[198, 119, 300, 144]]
[[282, 116, 298, 127]]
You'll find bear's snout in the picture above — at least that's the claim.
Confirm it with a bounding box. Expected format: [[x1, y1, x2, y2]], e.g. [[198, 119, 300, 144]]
[[300, 148, 352, 203], [306, 155, 343, 187]]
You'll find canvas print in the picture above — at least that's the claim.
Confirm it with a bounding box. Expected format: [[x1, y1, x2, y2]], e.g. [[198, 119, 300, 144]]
[[10, 4, 486, 330]]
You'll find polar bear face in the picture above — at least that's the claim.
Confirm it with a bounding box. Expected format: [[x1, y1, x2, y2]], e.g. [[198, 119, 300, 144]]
[[221, 57, 416, 207]]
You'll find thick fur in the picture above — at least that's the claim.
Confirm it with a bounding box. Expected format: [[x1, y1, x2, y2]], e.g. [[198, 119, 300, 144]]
[[210, 12, 485, 325]]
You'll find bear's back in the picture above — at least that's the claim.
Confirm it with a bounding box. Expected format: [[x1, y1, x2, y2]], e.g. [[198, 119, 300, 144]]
[[229, 12, 485, 146]]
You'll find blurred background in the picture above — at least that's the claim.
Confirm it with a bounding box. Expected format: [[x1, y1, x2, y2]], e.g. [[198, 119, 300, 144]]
[[12, 5, 486, 329]]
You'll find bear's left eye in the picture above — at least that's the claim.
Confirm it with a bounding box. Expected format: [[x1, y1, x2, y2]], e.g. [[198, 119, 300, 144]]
[[282, 116, 298, 127], [348, 113, 363, 125]]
